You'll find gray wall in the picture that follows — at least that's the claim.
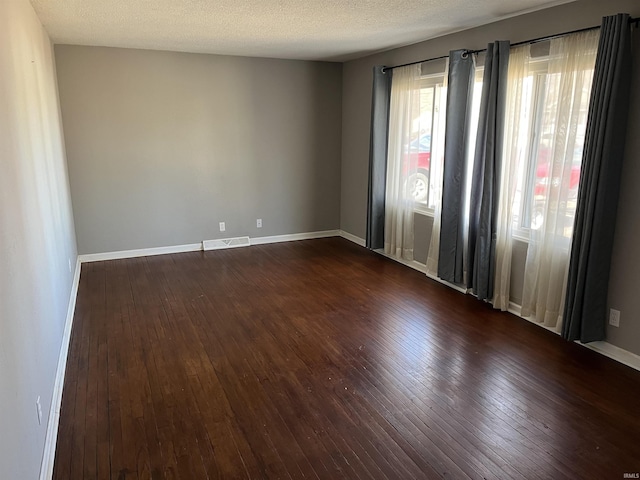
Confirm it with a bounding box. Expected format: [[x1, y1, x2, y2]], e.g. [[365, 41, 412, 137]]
[[0, 0, 78, 478], [607, 31, 640, 355], [340, 0, 640, 355], [55, 46, 343, 254]]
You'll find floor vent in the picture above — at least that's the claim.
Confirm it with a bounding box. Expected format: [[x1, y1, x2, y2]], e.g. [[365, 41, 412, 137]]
[[202, 236, 251, 251]]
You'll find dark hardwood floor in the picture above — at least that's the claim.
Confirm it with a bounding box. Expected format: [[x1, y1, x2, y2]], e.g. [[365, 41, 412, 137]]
[[53, 237, 640, 479]]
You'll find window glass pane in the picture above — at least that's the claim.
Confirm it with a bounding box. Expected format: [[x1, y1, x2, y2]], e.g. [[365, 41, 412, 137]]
[[406, 85, 434, 205], [407, 74, 446, 212], [506, 43, 595, 240]]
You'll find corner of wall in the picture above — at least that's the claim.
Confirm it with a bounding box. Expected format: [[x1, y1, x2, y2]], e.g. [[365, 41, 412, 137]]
[[39, 256, 81, 480]]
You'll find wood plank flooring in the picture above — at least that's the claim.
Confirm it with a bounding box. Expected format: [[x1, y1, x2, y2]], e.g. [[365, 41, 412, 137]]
[[53, 237, 640, 479]]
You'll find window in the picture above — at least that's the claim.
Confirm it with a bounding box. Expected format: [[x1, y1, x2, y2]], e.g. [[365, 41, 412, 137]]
[[384, 61, 447, 261], [506, 43, 595, 241], [406, 72, 447, 215], [510, 56, 550, 238]]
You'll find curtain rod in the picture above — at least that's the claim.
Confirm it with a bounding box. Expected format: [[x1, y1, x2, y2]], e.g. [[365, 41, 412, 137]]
[[382, 16, 638, 73]]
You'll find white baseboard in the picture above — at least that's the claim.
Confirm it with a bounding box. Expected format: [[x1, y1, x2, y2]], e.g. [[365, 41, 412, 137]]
[[40, 256, 81, 480], [79, 243, 203, 263], [508, 303, 564, 334], [250, 229, 340, 245], [45, 232, 638, 480], [425, 271, 468, 294], [339, 230, 366, 247], [41, 229, 346, 477], [374, 249, 468, 294], [509, 301, 640, 372], [40, 230, 343, 478], [78, 231, 344, 263], [581, 341, 640, 371], [379, 252, 640, 373]]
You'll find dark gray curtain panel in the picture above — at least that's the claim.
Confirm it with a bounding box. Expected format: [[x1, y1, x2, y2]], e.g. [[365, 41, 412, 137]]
[[438, 50, 475, 283], [366, 66, 392, 249], [562, 14, 632, 342], [467, 41, 510, 301]]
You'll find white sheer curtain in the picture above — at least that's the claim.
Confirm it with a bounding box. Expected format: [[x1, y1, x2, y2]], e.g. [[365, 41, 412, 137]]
[[521, 30, 599, 329], [425, 60, 449, 276], [493, 45, 531, 310], [385, 64, 422, 260]]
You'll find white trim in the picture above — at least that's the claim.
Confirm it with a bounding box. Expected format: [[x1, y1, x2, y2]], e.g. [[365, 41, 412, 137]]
[[78, 231, 344, 263], [374, 249, 468, 294], [339, 230, 366, 247], [251, 230, 340, 246], [37, 233, 640, 480], [511, 231, 530, 244], [78, 243, 202, 263], [40, 256, 81, 480], [378, 252, 640, 373], [509, 303, 563, 334], [507, 301, 522, 317], [581, 342, 640, 372], [509, 301, 640, 372], [413, 207, 435, 218], [425, 271, 468, 294], [40, 230, 342, 477]]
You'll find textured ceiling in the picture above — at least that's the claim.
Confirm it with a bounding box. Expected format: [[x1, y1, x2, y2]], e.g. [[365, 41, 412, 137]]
[[30, 0, 575, 62]]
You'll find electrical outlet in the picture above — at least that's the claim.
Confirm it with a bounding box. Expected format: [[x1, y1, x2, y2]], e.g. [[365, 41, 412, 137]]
[[609, 308, 620, 327], [68, 258, 72, 273], [257, 219, 262, 228], [219, 222, 225, 232], [36, 396, 43, 425]]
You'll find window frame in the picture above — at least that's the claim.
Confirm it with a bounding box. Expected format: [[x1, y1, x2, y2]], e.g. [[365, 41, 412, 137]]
[[510, 56, 551, 242], [412, 72, 446, 217]]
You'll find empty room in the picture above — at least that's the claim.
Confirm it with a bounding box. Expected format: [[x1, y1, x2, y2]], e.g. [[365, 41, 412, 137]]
[[3, 0, 640, 478]]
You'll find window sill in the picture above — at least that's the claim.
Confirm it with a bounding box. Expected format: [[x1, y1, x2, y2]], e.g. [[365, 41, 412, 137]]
[[512, 231, 530, 243], [413, 207, 435, 217]]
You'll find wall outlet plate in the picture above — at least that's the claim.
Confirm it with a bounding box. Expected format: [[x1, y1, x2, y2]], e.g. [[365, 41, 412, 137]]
[[257, 219, 262, 228], [609, 308, 620, 327], [219, 222, 225, 232]]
